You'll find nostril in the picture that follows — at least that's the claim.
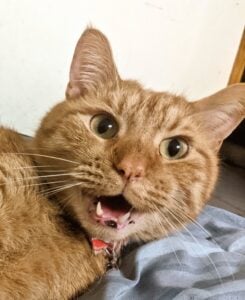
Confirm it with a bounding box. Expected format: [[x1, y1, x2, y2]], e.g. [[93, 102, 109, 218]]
[[117, 168, 126, 177], [134, 166, 145, 178], [115, 155, 146, 180]]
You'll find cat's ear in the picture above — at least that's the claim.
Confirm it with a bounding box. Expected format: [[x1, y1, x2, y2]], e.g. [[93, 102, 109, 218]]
[[66, 27, 120, 99], [192, 84, 245, 151]]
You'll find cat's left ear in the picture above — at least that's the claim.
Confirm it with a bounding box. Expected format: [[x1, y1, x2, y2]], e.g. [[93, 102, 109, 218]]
[[66, 27, 120, 99], [192, 84, 245, 151]]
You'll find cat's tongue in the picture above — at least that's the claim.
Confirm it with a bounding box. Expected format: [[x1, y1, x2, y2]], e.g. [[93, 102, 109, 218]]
[[92, 195, 132, 229]]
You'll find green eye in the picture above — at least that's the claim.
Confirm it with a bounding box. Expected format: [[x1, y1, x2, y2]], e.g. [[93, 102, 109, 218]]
[[90, 114, 119, 139], [160, 138, 188, 159]]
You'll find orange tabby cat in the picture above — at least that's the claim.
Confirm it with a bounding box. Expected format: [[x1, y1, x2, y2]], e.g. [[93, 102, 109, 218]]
[[0, 27, 244, 299]]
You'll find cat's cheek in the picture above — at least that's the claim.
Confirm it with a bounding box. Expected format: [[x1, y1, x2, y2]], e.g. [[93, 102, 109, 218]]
[[123, 186, 151, 212], [103, 173, 125, 194]]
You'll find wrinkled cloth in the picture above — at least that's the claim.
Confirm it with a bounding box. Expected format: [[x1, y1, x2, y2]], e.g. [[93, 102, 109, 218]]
[[80, 206, 245, 300]]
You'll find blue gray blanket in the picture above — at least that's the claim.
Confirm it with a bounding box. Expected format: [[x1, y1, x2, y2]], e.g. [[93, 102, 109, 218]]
[[80, 206, 245, 300]]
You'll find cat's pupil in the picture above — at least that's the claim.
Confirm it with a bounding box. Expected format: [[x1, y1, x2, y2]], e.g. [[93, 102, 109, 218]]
[[97, 118, 113, 134], [90, 114, 118, 139], [168, 139, 181, 157]]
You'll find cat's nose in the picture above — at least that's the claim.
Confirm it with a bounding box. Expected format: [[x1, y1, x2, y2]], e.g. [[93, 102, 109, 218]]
[[116, 155, 146, 181]]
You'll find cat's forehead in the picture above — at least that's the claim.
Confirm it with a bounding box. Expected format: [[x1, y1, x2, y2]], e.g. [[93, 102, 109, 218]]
[[103, 83, 192, 133]]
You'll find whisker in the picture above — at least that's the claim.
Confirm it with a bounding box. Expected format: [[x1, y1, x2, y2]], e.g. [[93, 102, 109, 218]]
[[42, 182, 81, 197], [165, 207, 224, 286], [5, 152, 79, 165], [172, 204, 235, 281], [36, 169, 75, 173], [12, 165, 56, 170], [152, 203, 222, 283], [57, 193, 74, 210], [41, 185, 71, 197], [154, 213, 183, 269], [0, 179, 70, 189], [15, 172, 81, 181]]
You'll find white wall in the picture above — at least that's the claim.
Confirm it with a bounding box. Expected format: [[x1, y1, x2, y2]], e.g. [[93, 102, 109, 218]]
[[0, 0, 244, 135]]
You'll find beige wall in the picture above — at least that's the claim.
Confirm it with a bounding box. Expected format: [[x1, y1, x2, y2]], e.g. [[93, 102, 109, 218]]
[[0, 0, 244, 135]]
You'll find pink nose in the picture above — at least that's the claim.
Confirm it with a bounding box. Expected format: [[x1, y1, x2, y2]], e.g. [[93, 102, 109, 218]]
[[116, 155, 145, 180]]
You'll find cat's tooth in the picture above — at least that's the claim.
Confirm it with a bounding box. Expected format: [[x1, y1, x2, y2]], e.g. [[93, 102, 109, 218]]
[[118, 212, 131, 224], [96, 201, 103, 216]]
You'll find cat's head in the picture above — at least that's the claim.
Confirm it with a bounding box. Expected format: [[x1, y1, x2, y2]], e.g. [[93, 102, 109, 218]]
[[34, 28, 245, 243]]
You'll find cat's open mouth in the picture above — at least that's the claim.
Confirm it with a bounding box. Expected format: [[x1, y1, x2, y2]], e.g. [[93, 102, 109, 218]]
[[89, 195, 135, 230]]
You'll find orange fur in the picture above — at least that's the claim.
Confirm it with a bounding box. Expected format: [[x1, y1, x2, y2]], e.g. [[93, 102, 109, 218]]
[[0, 128, 106, 299], [0, 28, 244, 299]]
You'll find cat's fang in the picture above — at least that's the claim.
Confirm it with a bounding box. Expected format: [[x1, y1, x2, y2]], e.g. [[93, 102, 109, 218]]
[[96, 201, 103, 216], [118, 211, 131, 224]]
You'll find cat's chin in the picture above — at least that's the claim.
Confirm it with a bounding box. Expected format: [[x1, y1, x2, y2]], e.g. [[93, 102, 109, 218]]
[[87, 194, 138, 232]]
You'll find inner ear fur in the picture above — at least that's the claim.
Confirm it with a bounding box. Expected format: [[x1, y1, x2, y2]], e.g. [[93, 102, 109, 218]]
[[66, 27, 120, 100], [192, 84, 245, 151]]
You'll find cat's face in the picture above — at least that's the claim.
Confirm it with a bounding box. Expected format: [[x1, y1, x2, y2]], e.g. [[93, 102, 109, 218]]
[[34, 28, 245, 243]]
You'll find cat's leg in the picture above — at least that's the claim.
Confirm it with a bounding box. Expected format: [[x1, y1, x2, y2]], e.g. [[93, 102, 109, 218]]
[[0, 127, 43, 298], [0, 127, 107, 299]]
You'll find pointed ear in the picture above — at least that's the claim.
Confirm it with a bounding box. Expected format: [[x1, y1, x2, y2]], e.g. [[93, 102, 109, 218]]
[[66, 27, 120, 99], [192, 84, 245, 151]]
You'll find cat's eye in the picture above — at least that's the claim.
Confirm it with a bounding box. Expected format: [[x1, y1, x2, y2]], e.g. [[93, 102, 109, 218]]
[[160, 138, 188, 159], [90, 114, 119, 139]]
